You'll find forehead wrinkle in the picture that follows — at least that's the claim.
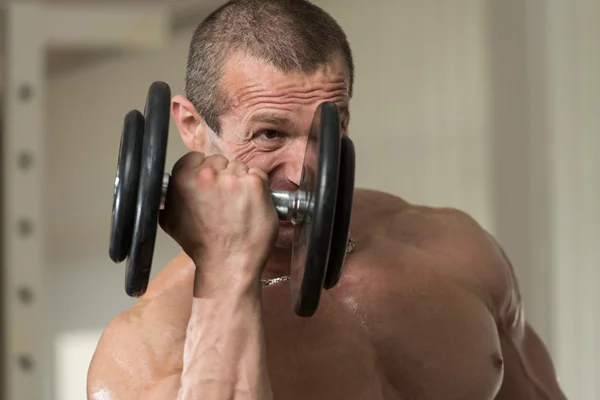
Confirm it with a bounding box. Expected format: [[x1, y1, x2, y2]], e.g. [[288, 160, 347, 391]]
[[222, 62, 351, 113], [222, 60, 351, 120], [231, 69, 348, 94], [236, 83, 348, 102], [268, 77, 348, 91], [243, 93, 347, 109], [282, 90, 348, 102], [221, 51, 351, 89], [239, 85, 349, 109]]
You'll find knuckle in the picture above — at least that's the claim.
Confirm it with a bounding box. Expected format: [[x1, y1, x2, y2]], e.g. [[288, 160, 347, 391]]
[[197, 166, 217, 183], [206, 154, 229, 165], [249, 168, 267, 179], [246, 174, 266, 190], [230, 160, 247, 169], [171, 158, 185, 174], [172, 169, 189, 187], [173, 152, 204, 173], [221, 173, 237, 190]]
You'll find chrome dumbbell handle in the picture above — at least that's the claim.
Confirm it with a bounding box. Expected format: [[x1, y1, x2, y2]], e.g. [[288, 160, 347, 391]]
[[271, 190, 310, 224], [159, 173, 310, 223]]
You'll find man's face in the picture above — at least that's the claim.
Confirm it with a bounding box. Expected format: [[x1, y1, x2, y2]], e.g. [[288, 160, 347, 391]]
[[172, 51, 351, 248]]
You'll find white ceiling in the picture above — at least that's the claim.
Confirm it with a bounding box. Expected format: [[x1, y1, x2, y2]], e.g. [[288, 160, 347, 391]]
[[0, 0, 226, 84], [0, 0, 218, 14]]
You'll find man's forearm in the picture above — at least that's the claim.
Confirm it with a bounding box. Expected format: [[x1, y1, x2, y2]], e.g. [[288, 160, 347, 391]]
[[177, 259, 272, 400]]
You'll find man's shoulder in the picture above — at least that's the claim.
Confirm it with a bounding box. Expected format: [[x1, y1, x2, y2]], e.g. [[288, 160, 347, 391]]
[[352, 189, 520, 320], [353, 188, 481, 221], [353, 188, 492, 247]]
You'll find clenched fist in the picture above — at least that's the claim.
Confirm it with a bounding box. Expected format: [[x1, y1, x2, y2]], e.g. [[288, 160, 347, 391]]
[[158, 153, 279, 292]]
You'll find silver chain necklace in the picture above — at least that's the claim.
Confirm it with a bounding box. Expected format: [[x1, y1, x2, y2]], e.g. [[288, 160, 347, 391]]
[[261, 237, 355, 286]]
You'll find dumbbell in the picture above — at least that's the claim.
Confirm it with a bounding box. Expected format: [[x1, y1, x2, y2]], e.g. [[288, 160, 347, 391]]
[[109, 82, 355, 317]]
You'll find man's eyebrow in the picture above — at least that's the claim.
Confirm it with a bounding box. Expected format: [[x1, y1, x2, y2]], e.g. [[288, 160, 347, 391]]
[[248, 105, 348, 126], [249, 113, 293, 126]]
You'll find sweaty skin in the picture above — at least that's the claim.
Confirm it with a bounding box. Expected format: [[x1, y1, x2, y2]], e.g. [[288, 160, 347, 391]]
[[87, 53, 568, 399]]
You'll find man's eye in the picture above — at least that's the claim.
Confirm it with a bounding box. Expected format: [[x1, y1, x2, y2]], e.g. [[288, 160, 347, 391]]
[[256, 130, 284, 140]]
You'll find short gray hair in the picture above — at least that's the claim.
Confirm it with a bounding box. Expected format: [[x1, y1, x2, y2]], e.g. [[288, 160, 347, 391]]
[[184, 0, 354, 133]]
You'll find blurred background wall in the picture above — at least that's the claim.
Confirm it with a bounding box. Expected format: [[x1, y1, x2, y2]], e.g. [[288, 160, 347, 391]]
[[1, 0, 598, 399]]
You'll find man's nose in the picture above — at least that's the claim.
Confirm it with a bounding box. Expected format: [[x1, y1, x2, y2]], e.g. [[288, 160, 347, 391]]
[[284, 140, 307, 187], [284, 155, 304, 186]]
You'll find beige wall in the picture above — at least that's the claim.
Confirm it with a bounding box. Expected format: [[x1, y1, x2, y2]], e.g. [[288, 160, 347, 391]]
[[38, 0, 598, 399], [540, 1, 600, 397]]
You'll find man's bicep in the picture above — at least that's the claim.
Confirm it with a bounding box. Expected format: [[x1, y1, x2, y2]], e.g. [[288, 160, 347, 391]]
[[496, 322, 568, 399], [87, 312, 144, 399], [87, 308, 164, 399]]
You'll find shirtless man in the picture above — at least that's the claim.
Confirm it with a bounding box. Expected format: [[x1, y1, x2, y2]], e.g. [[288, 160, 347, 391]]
[[87, 1, 568, 399]]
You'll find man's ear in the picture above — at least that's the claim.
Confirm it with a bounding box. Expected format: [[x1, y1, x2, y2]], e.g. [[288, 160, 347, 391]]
[[171, 95, 210, 152]]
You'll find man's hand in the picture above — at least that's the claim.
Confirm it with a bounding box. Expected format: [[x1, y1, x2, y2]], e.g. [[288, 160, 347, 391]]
[[159, 152, 279, 295], [156, 152, 276, 399]]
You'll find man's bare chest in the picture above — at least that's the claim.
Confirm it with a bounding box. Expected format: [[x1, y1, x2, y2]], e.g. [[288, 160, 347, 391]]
[[259, 252, 504, 400], [261, 285, 398, 399], [143, 244, 502, 400]]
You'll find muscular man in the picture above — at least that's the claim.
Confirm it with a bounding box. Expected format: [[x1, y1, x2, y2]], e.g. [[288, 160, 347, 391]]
[[88, 1, 568, 399]]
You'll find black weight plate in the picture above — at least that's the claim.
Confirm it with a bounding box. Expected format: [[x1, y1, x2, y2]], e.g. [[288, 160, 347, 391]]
[[291, 102, 341, 317], [109, 110, 145, 263], [126, 81, 171, 297], [323, 137, 355, 290]]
